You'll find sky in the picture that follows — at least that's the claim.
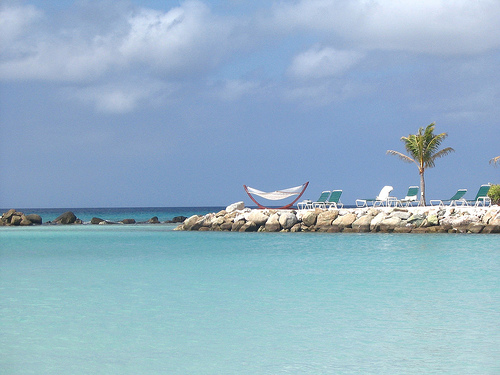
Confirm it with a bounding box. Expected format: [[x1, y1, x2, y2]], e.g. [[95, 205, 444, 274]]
[[1, 0, 499, 208]]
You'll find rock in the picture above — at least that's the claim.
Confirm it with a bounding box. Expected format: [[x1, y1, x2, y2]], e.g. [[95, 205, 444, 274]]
[[220, 222, 233, 231], [370, 212, 387, 232], [247, 211, 269, 227], [422, 214, 439, 227], [352, 214, 373, 232], [290, 223, 302, 232], [407, 213, 425, 227], [210, 217, 225, 230], [121, 218, 136, 224], [26, 214, 42, 225], [302, 210, 319, 227], [393, 227, 412, 233], [10, 215, 22, 225], [379, 217, 402, 232], [467, 223, 484, 234], [148, 216, 160, 224], [390, 211, 411, 220], [482, 225, 500, 234], [54, 211, 77, 224], [91, 217, 105, 224], [279, 212, 298, 230], [215, 210, 227, 217], [171, 216, 187, 223], [240, 221, 258, 232], [332, 213, 356, 228], [182, 215, 200, 230], [2, 209, 16, 222], [226, 201, 244, 213], [265, 213, 281, 232], [316, 210, 339, 227], [20, 215, 32, 226], [231, 220, 245, 232]]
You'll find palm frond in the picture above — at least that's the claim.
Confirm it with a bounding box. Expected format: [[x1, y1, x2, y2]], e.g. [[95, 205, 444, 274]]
[[425, 147, 455, 168], [386, 150, 415, 164]]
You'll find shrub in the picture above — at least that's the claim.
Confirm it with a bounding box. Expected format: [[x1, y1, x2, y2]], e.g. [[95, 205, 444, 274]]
[[488, 184, 500, 205]]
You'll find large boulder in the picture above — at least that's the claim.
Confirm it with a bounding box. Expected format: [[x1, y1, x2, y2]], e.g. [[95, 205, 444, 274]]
[[25, 214, 42, 225], [370, 212, 387, 232], [379, 217, 402, 232], [352, 214, 373, 232], [316, 210, 339, 227], [54, 211, 77, 224], [182, 215, 200, 230], [265, 213, 281, 232], [279, 212, 298, 230], [301, 210, 319, 227], [332, 213, 357, 228], [247, 211, 269, 227], [226, 201, 244, 213], [10, 215, 22, 225], [20, 215, 33, 226], [239, 221, 258, 232]]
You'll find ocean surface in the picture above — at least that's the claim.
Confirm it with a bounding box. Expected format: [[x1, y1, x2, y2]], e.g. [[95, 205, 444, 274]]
[[1, 207, 500, 374]]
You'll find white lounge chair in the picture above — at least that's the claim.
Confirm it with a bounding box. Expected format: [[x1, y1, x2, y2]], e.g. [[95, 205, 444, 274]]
[[356, 186, 395, 207]]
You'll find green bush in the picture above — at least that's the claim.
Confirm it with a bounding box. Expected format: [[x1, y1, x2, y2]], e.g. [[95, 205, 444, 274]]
[[488, 184, 500, 205]]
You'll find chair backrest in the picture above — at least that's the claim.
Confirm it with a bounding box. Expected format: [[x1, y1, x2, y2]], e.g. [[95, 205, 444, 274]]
[[449, 189, 467, 200], [405, 186, 419, 200], [376, 186, 393, 200], [474, 184, 491, 200], [328, 190, 342, 203], [316, 191, 331, 203]]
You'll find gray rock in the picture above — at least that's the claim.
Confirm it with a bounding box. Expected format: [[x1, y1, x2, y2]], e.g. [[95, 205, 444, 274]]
[[279, 212, 298, 230], [121, 218, 136, 224], [240, 221, 258, 232], [26, 214, 42, 225], [54, 211, 77, 224]]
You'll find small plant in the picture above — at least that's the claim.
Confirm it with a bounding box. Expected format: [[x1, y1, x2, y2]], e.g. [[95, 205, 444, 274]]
[[488, 184, 500, 205]]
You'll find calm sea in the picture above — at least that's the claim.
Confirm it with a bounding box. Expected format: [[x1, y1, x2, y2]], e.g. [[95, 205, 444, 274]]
[[1, 208, 499, 374]]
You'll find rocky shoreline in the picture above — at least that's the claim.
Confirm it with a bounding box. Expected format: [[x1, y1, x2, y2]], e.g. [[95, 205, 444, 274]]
[[174, 202, 500, 234], [0, 209, 187, 226]]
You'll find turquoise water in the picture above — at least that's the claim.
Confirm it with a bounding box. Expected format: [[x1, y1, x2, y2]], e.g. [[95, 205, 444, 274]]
[[1, 216, 500, 374]]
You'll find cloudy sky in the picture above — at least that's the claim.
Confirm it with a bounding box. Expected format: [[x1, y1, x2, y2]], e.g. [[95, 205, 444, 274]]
[[1, 0, 499, 208]]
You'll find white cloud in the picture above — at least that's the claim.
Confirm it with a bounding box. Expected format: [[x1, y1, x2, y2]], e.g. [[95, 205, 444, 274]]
[[70, 80, 173, 113], [120, 1, 232, 74], [213, 79, 261, 101], [0, 1, 234, 81], [287, 46, 363, 79], [0, 3, 42, 48], [271, 0, 500, 55]]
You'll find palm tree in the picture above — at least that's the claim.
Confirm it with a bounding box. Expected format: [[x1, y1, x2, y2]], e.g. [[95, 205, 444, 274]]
[[490, 156, 500, 167], [387, 122, 455, 206]]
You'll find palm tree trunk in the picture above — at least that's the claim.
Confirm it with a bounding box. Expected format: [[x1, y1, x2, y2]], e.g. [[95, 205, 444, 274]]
[[420, 170, 426, 206]]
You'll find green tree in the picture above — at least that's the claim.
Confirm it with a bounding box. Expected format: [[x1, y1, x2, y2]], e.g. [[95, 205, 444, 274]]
[[387, 123, 455, 206], [490, 156, 500, 166]]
